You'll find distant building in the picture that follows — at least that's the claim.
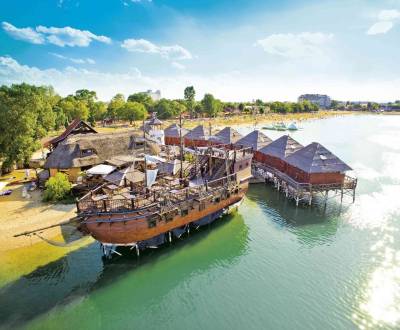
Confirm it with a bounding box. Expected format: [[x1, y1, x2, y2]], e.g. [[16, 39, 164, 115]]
[[144, 89, 161, 101], [298, 94, 331, 109]]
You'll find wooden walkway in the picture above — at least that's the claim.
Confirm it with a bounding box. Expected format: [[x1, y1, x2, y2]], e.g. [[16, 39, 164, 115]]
[[252, 162, 357, 206]]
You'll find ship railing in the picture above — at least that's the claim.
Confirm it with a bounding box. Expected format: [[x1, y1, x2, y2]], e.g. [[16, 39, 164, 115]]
[[77, 172, 239, 215]]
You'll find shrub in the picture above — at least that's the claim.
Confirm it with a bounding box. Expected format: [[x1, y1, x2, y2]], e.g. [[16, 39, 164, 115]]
[[43, 172, 72, 202]]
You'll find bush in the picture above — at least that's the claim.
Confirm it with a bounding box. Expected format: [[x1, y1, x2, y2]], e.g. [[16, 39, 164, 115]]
[[43, 172, 72, 202]]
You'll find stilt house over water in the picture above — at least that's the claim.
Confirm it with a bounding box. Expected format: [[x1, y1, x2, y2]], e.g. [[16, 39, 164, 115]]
[[256, 135, 303, 171], [164, 124, 188, 146], [184, 125, 209, 147], [235, 130, 272, 159], [210, 127, 243, 145], [284, 142, 352, 184]]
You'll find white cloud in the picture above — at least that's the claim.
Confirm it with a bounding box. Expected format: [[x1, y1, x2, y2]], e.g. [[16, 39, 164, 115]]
[[255, 32, 333, 58], [2, 21, 111, 47], [367, 9, 400, 35], [367, 21, 394, 35], [36, 25, 111, 47], [49, 52, 95, 64], [1, 56, 400, 102], [2, 22, 44, 44], [121, 38, 192, 60], [378, 9, 400, 21], [171, 62, 186, 70]]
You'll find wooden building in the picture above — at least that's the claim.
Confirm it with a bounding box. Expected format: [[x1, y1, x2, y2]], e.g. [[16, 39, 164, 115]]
[[184, 125, 209, 147], [256, 135, 303, 171], [164, 124, 188, 146], [44, 119, 97, 151], [284, 142, 352, 184], [235, 130, 272, 160], [210, 127, 243, 145], [44, 131, 156, 182]]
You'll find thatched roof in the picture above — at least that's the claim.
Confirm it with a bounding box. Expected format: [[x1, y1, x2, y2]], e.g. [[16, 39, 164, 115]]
[[104, 166, 145, 186], [44, 119, 97, 148], [185, 125, 209, 140], [105, 155, 136, 168], [44, 130, 153, 169], [235, 130, 272, 150], [258, 135, 303, 159], [164, 124, 188, 137], [285, 142, 352, 174], [211, 127, 243, 144]]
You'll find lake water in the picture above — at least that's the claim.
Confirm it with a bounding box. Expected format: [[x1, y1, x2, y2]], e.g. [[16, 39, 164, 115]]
[[1, 114, 400, 330]]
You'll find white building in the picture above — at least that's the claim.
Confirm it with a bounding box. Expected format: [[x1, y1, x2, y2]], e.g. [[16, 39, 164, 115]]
[[298, 94, 331, 109], [144, 90, 161, 101]]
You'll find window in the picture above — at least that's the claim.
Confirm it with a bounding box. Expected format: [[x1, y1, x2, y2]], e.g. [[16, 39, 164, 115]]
[[199, 202, 206, 211], [81, 149, 94, 157], [147, 216, 157, 228], [181, 209, 189, 217], [214, 197, 221, 203], [165, 212, 174, 222]]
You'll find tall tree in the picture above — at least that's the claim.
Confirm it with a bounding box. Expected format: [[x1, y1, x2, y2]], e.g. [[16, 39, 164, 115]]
[[127, 92, 154, 111], [201, 93, 222, 117], [154, 99, 186, 119], [107, 93, 126, 120], [0, 83, 56, 171], [121, 101, 147, 124], [184, 86, 196, 117]]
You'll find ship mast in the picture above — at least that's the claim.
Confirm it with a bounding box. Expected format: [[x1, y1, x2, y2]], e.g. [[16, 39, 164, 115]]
[[179, 112, 184, 181]]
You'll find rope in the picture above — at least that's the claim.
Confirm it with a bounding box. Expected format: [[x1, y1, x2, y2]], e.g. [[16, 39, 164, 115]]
[[33, 231, 86, 248]]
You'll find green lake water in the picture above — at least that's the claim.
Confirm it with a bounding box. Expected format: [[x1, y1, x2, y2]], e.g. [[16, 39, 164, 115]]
[[1, 114, 400, 329]]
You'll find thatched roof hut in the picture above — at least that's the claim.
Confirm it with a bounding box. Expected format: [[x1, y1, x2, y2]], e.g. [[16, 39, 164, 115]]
[[44, 119, 97, 149], [44, 130, 153, 170], [257, 135, 303, 171], [211, 127, 243, 145], [235, 130, 272, 151], [284, 142, 352, 184]]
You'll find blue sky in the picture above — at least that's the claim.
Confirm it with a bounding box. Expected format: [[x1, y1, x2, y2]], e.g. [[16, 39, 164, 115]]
[[0, 0, 399, 101]]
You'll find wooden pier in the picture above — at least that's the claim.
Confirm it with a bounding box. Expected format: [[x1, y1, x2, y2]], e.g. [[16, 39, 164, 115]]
[[252, 162, 357, 207]]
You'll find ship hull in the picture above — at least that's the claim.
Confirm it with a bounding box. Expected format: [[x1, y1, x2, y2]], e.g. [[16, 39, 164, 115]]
[[81, 182, 248, 245]]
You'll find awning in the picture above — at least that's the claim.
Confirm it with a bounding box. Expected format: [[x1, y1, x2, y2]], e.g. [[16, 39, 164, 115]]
[[86, 164, 116, 175]]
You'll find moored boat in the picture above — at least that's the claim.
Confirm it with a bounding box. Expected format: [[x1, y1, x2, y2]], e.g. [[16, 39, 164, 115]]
[[76, 145, 253, 257]]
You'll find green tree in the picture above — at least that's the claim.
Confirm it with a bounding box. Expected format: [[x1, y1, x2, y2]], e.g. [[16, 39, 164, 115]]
[[43, 172, 72, 202], [154, 99, 186, 119], [0, 83, 57, 171], [201, 93, 222, 117], [122, 101, 147, 124], [127, 92, 154, 111], [184, 86, 196, 117], [56, 96, 89, 121], [107, 93, 126, 120], [89, 101, 107, 124]]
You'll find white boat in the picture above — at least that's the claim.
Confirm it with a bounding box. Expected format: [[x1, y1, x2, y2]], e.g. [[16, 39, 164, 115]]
[[287, 122, 298, 130]]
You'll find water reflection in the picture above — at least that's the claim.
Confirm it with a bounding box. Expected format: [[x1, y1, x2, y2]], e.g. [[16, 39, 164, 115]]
[[0, 214, 248, 329], [247, 184, 343, 247], [353, 228, 400, 329]]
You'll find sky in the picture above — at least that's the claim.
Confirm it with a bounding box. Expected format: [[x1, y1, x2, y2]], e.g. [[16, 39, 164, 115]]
[[0, 0, 399, 102]]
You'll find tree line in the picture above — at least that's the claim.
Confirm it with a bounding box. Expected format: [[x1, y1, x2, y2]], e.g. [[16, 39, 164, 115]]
[[0, 83, 321, 171]]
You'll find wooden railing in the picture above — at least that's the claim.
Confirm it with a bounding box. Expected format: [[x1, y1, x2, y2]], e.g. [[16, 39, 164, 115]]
[[253, 162, 357, 192]]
